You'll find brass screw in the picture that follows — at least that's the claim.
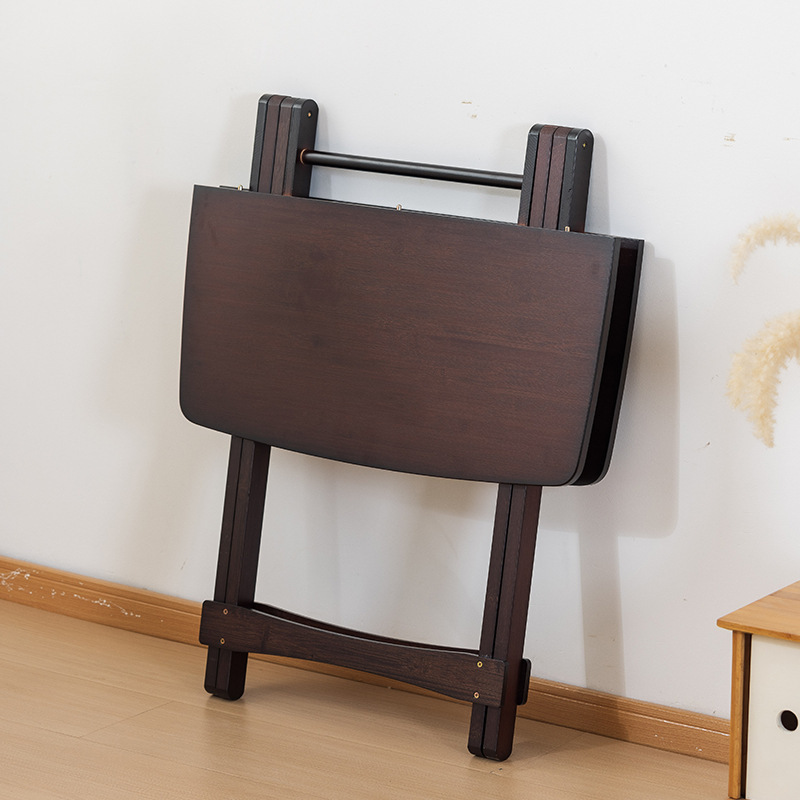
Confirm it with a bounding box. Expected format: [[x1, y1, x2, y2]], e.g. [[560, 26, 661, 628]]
[[477, 661, 483, 668], [473, 692, 480, 699], [220, 638, 225, 645], [223, 608, 228, 615]]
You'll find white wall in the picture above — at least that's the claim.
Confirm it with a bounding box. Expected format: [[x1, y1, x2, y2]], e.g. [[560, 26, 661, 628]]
[[3, 0, 800, 720]]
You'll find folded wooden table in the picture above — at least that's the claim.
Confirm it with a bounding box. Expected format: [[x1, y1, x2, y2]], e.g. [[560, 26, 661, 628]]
[[180, 94, 643, 760]]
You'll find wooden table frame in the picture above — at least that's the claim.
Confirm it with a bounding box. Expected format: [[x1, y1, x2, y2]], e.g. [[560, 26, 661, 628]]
[[180, 94, 643, 760]]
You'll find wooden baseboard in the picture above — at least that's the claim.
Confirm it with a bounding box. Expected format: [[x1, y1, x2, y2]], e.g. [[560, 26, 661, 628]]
[[524, 676, 728, 763], [0, 555, 728, 763]]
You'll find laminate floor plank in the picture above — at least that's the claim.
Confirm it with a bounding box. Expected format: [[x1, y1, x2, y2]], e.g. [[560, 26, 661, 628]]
[[0, 599, 728, 799], [0, 657, 170, 738], [0, 599, 208, 704], [495, 731, 728, 800], [84, 701, 548, 800], [2, 719, 314, 800]]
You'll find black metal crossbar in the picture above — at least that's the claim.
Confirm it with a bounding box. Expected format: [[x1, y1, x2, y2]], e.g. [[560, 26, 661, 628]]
[[300, 148, 523, 189]]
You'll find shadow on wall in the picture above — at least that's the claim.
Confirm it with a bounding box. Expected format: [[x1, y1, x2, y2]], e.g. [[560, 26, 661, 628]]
[[97, 94, 271, 594], [538, 246, 680, 695], [97, 187, 220, 588], [257, 448, 497, 649]]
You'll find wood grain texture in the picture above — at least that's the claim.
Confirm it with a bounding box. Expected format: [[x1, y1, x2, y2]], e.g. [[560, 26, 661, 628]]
[[726, 631, 750, 798], [718, 581, 800, 641], [0, 555, 199, 642], [0, 600, 728, 800], [205, 436, 271, 700], [181, 187, 623, 486], [253, 94, 286, 192], [527, 124, 556, 228], [543, 127, 571, 230], [469, 484, 541, 758], [201, 600, 505, 706], [528, 678, 730, 764], [0, 556, 729, 763]]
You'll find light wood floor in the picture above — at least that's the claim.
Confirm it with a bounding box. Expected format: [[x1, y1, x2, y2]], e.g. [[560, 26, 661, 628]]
[[0, 599, 728, 799]]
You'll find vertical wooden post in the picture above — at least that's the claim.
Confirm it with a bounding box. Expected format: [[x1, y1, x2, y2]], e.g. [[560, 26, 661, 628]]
[[728, 630, 751, 799], [203, 95, 318, 700], [469, 122, 594, 759], [205, 437, 271, 698], [468, 484, 542, 759]]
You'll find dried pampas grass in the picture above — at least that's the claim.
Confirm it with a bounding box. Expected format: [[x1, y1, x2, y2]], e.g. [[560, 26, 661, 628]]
[[731, 213, 800, 282], [728, 213, 800, 447], [728, 310, 800, 447]]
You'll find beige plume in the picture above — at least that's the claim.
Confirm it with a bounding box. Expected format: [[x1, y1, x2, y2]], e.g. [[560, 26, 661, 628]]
[[728, 214, 800, 446]]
